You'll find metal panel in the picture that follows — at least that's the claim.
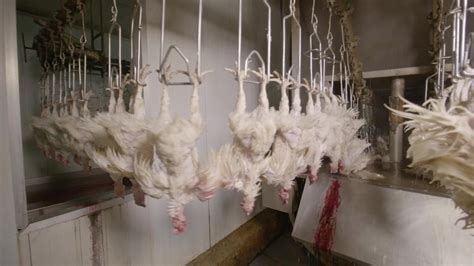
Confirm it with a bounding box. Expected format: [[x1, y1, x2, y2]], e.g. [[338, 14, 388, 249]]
[[18, 232, 32, 266], [262, 184, 293, 213], [121, 202, 153, 265], [102, 206, 129, 266], [209, 190, 263, 246], [29, 220, 83, 266], [78, 216, 94, 266], [0, 0, 22, 264], [3, 0, 28, 230], [147, 199, 210, 265], [292, 173, 474, 265]]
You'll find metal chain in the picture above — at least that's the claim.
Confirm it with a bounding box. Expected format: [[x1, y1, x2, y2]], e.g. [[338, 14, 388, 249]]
[[111, 0, 118, 22], [326, 8, 334, 48], [59, 41, 66, 66], [79, 9, 87, 50], [289, 0, 296, 14]]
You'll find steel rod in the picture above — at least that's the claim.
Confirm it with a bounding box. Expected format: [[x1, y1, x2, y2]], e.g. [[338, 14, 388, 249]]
[[238, 0, 242, 72], [263, 0, 271, 78], [160, 0, 166, 69], [137, 1, 143, 79], [198, 0, 203, 75]]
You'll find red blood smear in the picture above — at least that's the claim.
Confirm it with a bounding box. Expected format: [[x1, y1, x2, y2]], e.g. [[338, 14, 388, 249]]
[[314, 179, 341, 253]]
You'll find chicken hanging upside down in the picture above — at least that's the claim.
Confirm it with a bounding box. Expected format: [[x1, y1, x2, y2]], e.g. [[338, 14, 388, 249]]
[[389, 97, 474, 229], [85, 66, 152, 207], [199, 62, 277, 215], [134, 68, 208, 233]]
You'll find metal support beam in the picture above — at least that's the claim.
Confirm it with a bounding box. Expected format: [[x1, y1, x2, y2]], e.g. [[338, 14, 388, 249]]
[[389, 77, 405, 163], [1, 0, 28, 230], [0, 0, 24, 264]]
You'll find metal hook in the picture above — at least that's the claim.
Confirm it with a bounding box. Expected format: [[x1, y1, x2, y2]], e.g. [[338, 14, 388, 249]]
[[130, 0, 144, 81], [322, 5, 336, 94], [108, 2, 122, 88], [244, 50, 266, 83], [310, 5, 324, 93], [159, 45, 192, 86], [197, 0, 203, 76], [158, 0, 204, 86], [79, 10, 87, 49], [282, 0, 301, 86], [262, 0, 272, 78], [77, 6, 88, 99], [237, 0, 243, 73], [111, 0, 118, 22]]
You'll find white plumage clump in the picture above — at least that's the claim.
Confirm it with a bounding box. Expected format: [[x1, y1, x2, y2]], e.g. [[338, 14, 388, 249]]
[[200, 66, 277, 215], [263, 72, 298, 203], [85, 66, 152, 207], [320, 93, 370, 175], [390, 97, 474, 229], [133, 70, 205, 233], [228, 68, 277, 214], [263, 74, 317, 203]]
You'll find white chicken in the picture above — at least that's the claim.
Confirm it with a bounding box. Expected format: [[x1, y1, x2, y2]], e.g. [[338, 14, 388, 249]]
[[32, 77, 54, 159], [320, 92, 370, 175], [389, 97, 474, 229], [320, 93, 346, 173], [263, 72, 305, 203], [303, 92, 327, 183], [337, 113, 370, 174], [86, 67, 152, 207], [133, 68, 205, 233], [199, 65, 277, 215], [32, 72, 71, 164], [227, 67, 277, 214]]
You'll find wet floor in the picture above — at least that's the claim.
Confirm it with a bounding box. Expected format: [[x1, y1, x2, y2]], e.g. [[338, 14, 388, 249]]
[[250, 233, 315, 266], [250, 232, 367, 266]]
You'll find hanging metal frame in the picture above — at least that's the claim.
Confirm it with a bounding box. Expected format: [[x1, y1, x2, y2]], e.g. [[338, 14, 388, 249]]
[[282, 0, 302, 88], [158, 0, 204, 86], [107, 0, 122, 89], [227, 0, 272, 85]]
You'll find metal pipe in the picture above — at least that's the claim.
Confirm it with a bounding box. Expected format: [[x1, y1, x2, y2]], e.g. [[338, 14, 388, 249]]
[[157, 0, 200, 86], [160, 0, 166, 68], [309, 34, 314, 88], [282, 7, 290, 75], [108, 0, 122, 88], [197, 0, 203, 75], [389, 77, 405, 164], [263, 0, 271, 78], [90, 0, 95, 50], [461, 0, 467, 67], [137, 1, 143, 79], [309, 0, 316, 88], [238, 0, 242, 72], [72, 58, 76, 94], [283, 0, 301, 83], [441, 42, 446, 92], [99, 0, 105, 60], [83, 53, 87, 97], [130, 3, 137, 79]]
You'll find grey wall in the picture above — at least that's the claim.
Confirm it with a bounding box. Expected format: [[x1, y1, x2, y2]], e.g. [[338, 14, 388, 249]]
[[300, 0, 433, 72]]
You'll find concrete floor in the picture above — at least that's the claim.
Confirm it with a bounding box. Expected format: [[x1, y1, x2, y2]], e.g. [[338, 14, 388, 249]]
[[250, 233, 315, 266]]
